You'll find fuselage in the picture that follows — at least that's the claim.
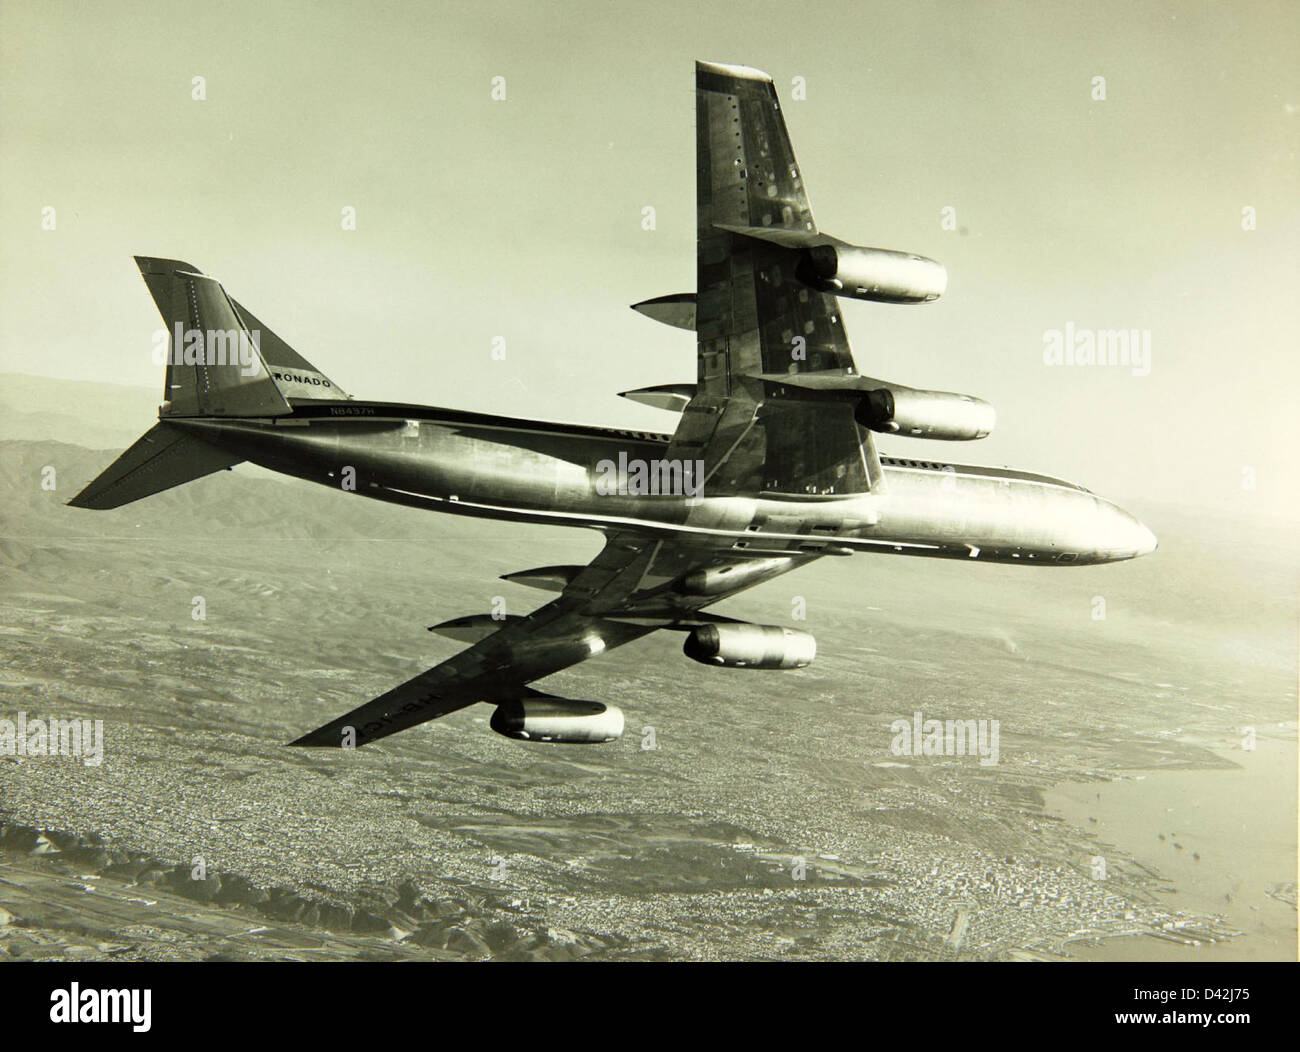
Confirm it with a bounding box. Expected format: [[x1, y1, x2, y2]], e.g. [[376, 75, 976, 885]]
[[173, 399, 1156, 566]]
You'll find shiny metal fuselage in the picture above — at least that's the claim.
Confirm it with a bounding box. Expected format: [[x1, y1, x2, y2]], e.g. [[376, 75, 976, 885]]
[[177, 400, 1156, 566]]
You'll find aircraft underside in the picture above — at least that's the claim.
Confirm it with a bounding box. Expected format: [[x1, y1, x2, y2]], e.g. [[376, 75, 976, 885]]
[[68, 60, 1156, 749]]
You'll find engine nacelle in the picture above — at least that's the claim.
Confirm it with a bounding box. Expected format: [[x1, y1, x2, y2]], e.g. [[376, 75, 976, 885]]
[[683, 624, 816, 669], [854, 386, 995, 441], [490, 698, 624, 743], [796, 244, 947, 304]]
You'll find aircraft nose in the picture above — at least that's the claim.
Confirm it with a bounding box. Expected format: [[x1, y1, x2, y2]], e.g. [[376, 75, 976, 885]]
[[1134, 520, 1158, 556], [1107, 505, 1157, 558]]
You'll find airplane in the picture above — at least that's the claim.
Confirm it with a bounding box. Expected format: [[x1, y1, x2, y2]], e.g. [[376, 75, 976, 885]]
[[70, 60, 1157, 749]]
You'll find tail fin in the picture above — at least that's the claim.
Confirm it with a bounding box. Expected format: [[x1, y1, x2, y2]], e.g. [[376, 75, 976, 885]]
[[135, 255, 348, 416], [137, 256, 289, 417], [70, 256, 349, 511]]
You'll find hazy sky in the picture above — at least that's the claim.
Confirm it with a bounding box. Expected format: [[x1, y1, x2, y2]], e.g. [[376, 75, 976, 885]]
[[2, 0, 1297, 518]]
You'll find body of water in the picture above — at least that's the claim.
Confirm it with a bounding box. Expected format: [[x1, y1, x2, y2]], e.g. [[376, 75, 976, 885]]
[[1045, 729, 1297, 962]]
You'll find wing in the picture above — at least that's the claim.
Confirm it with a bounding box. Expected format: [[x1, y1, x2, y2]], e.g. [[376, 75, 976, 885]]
[[290, 530, 806, 747], [668, 61, 884, 497], [693, 60, 856, 386], [291, 62, 874, 749]]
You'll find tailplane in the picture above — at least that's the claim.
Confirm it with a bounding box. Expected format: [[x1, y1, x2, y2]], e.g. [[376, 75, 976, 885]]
[[67, 422, 241, 510]]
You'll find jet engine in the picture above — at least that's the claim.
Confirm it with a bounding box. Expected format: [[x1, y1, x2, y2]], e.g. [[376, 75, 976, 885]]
[[490, 697, 624, 743], [854, 386, 995, 441], [683, 624, 816, 669], [795, 244, 947, 304]]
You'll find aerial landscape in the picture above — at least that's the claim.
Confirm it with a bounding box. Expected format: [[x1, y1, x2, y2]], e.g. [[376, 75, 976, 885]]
[[1, 1, 1296, 974], [1, 373, 1293, 961]]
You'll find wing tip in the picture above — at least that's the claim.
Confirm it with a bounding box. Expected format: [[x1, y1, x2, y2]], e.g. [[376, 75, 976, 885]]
[[286, 733, 332, 748], [134, 255, 205, 277], [287, 722, 353, 747], [695, 59, 772, 84]]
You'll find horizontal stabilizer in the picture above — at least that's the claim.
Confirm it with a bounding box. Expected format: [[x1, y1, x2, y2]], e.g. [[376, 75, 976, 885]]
[[617, 383, 696, 413], [631, 293, 696, 331], [68, 423, 242, 510]]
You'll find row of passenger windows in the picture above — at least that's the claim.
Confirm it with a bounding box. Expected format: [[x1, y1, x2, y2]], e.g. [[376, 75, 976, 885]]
[[881, 457, 950, 472]]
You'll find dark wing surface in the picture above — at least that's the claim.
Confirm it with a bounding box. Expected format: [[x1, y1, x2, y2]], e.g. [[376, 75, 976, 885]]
[[291, 526, 815, 747], [291, 533, 661, 747], [693, 60, 856, 385], [668, 60, 883, 497]]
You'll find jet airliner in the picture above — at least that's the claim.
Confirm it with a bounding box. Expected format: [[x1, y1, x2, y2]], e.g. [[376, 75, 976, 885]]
[[71, 61, 1156, 748]]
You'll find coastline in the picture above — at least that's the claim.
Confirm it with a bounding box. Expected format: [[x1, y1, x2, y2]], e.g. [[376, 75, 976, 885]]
[[1043, 729, 1297, 962]]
